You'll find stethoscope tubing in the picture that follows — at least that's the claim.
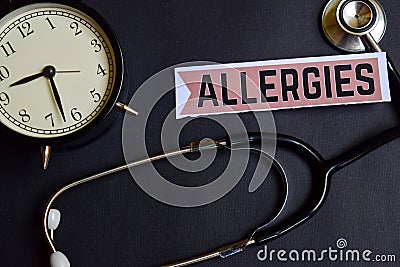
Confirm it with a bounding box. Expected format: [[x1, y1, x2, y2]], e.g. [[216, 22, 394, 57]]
[[43, 122, 400, 263]]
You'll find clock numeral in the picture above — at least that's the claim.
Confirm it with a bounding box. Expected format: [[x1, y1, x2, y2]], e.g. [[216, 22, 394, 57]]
[[0, 92, 10, 106], [17, 22, 34, 38], [19, 109, 30, 123], [91, 39, 102, 53], [90, 88, 101, 103], [45, 17, 56, 30], [45, 113, 55, 127], [97, 64, 107, 76], [0, 66, 10, 81], [0, 41, 16, 57], [71, 108, 82, 121], [70, 22, 82, 36]]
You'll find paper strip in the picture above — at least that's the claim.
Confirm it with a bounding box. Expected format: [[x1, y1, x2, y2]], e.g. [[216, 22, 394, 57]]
[[175, 52, 390, 119]]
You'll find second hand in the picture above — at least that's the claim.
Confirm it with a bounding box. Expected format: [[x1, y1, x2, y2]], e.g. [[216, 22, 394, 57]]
[[56, 70, 81, 73]]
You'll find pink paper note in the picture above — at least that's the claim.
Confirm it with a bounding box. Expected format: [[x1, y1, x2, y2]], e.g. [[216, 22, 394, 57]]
[[175, 53, 390, 118]]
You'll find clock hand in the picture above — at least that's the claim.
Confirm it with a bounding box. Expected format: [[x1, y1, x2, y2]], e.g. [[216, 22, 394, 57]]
[[41, 66, 67, 123], [56, 70, 81, 73], [9, 72, 43, 87], [48, 76, 67, 123], [10, 69, 80, 87]]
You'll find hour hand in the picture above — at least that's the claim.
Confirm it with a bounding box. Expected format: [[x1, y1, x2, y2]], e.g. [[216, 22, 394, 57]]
[[9, 72, 43, 87], [9, 67, 80, 87]]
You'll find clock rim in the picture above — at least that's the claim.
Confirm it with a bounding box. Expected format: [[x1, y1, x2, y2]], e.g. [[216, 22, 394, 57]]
[[0, 0, 124, 146]]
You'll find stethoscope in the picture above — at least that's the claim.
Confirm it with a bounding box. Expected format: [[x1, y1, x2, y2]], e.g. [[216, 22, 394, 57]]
[[44, 0, 400, 266], [321, 0, 400, 88]]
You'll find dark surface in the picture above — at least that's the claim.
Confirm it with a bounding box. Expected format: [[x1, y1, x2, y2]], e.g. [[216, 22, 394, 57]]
[[0, 0, 399, 266]]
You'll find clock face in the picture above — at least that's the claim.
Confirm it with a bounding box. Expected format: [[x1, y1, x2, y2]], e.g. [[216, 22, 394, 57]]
[[0, 3, 121, 139]]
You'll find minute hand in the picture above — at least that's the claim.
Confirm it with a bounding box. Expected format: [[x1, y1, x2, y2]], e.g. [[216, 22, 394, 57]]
[[49, 77, 66, 123]]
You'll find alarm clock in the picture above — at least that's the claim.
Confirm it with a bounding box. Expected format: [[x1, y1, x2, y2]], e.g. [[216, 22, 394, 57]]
[[0, 0, 137, 169]]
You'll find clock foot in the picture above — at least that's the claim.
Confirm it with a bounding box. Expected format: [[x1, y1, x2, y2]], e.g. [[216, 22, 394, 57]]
[[115, 102, 139, 116], [41, 145, 52, 170]]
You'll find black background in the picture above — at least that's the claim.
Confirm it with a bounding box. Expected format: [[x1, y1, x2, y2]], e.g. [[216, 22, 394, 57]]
[[0, 0, 399, 266]]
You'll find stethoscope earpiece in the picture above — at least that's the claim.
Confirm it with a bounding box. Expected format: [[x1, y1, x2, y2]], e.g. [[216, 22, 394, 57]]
[[47, 209, 70, 267], [50, 251, 70, 267], [321, 0, 386, 52], [48, 209, 61, 231]]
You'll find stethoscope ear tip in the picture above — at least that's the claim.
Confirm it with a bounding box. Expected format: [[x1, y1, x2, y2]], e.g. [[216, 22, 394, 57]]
[[48, 209, 61, 230], [50, 251, 70, 267]]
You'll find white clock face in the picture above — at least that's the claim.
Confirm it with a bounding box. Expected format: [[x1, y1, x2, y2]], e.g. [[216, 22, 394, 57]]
[[0, 3, 119, 139]]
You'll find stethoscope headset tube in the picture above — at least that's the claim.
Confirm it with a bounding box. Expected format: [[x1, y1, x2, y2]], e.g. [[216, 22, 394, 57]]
[[44, 122, 400, 267], [44, 134, 290, 267]]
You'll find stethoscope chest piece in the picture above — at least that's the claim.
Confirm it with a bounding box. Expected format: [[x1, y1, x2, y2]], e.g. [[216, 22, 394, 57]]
[[322, 0, 386, 52]]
